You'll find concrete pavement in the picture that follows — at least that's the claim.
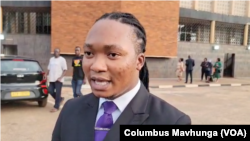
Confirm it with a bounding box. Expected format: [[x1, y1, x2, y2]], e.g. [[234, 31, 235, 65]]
[[2, 86, 250, 141], [152, 86, 250, 124], [63, 77, 250, 89]]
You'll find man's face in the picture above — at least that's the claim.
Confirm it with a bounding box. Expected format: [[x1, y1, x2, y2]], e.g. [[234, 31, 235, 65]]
[[54, 49, 60, 57], [75, 48, 80, 55], [83, 19, 144, 98]]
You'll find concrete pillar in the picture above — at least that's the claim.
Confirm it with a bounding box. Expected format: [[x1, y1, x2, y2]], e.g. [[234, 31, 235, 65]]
[[243, 24, 249, 46], [246, 1, 250, 17], [229, 1, 235, 15], [0, 7, 2, 33], [212, 0, 217, 13], [193, 0, 198, 10], [210, 21, 216, 44]]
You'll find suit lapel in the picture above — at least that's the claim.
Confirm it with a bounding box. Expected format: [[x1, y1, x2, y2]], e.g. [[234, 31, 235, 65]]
[[104, 83, 151, 141], [77, 94, 99, 141]]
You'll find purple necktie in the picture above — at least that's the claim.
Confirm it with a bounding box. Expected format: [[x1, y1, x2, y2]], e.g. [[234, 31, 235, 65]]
[[95, 101, 117, 141]]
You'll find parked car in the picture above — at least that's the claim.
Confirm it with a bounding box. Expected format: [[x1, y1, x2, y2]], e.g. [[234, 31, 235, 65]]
[[1, 55, 48, 107]]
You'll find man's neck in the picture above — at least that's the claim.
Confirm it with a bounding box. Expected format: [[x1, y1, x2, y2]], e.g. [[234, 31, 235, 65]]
[[105, 79, 139, 100]]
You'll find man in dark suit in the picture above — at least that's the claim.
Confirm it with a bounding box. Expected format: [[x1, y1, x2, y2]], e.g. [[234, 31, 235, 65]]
[[52, 12, 191, 141], [185, 55, 195, 83]]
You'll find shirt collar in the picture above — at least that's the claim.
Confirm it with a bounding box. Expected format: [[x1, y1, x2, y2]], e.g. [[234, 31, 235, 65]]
[[98, 80, 141, 112]]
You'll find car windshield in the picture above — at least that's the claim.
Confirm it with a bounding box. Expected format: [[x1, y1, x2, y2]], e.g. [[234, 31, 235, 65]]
[[1, 60, 42, 72]]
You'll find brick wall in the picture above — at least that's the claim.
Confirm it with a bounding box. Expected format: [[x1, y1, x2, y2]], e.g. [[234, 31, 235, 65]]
[[51, 1, 179, 57], [51, 1, 120, 54]]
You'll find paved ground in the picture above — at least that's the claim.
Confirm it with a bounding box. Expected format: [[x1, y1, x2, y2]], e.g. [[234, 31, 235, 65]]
[[153, 86, 250, 124], [147, 77, 250, 86], [1, 86, 250, 141], [63, 77, 250, 88]]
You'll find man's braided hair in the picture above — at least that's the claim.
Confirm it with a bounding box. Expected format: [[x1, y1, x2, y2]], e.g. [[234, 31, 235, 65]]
[[95, 12, 149, 91]]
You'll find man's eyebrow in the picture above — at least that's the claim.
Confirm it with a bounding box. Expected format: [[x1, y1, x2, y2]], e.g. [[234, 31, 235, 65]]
[[84, 43, 122, 50], [103, 44, 121, 50]]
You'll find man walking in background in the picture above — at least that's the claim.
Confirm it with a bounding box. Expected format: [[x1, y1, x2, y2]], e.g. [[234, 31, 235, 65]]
[[45, 48, 67, 112], [200, 58, 208, 81], [72, 46, 86, 98], [185, 55, 195, 84]]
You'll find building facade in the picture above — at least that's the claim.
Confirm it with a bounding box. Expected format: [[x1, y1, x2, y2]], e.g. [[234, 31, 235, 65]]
[[177, 1, 250, 78], [1, 1, 250, 78], [0, 1, 51, 70]]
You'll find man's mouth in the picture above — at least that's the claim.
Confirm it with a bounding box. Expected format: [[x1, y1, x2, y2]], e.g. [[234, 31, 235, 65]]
[[93, 80, 110, 86], [90, 77, 111, 90]]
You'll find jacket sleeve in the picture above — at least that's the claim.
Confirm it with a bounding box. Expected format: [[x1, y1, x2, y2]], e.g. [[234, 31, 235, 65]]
[[175, 114, 192, 125], [51, 100, 71, 141]]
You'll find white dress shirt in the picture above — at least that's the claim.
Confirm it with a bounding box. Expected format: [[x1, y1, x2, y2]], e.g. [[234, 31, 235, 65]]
[[95, 80, 141, 125]]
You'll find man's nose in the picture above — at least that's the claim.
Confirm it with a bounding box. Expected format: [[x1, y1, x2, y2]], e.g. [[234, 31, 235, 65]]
[[90, 56, 108, 73]]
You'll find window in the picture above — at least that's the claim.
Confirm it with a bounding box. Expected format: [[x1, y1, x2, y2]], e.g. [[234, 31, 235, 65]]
[[215, 22, 244, 45], [178, 24, 197, 42], [36, 12, 51, 34], [248, 26, 250, 45], [18, 12, 25, 33], [178, 18, 210, 43], [3, 12, 16, 33], [1, 60, 41, 72], [2, 45, 18, 55], [2, 9, 51, 34]]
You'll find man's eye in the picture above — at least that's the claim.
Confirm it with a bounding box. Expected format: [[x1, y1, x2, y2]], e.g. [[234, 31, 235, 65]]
[[84, 52, 93, 56], [108, 53, 118, 58]]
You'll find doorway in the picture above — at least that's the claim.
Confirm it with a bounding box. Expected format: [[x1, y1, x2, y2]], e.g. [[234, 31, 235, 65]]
[[223, 53, 235, 77], [2, 45, 18, 55]]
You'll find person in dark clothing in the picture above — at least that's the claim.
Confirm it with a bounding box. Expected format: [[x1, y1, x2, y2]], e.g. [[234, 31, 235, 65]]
[[185, 55, 195, 84], [71, 46, 86, 98], [200, 58, 208, 81], [206, 59, 213, 83]]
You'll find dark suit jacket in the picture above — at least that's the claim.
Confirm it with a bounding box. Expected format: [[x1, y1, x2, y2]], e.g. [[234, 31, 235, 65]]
[[186, 58, 195, 71], [52, 83, 191, 141]]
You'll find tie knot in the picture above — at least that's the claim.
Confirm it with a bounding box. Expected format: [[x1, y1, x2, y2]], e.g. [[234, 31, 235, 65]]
[[102, 101, 117, 114]]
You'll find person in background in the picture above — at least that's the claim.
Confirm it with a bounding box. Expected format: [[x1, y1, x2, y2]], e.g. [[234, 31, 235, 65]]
[[205, 59, 213, 83], [176, 58, 184, 81], [185, 55, 195, 84], [213, 58, 222, 82], [72, 46, 86, 98], [200, 58, 207, 81], [52, 12, 191, 141], [45, 48, 67, 112]]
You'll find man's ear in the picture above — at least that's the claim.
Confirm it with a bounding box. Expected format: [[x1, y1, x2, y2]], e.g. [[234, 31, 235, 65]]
[[136, 53, 145, 71]]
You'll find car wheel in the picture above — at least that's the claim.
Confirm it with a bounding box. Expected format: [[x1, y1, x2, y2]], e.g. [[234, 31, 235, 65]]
[[38, 98, 48, 107]]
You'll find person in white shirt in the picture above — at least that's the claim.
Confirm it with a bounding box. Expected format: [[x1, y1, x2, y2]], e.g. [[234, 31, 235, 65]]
[[45, 48, 67, 112]]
